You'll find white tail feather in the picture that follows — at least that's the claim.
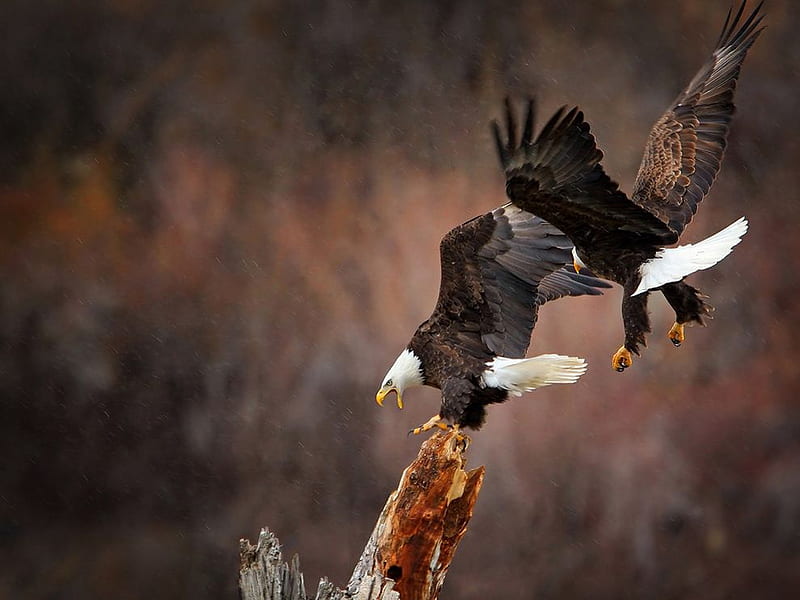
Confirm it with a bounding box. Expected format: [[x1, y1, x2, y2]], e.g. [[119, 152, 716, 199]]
[[481, 354, 587, 397], [632, 217, 748, 296]]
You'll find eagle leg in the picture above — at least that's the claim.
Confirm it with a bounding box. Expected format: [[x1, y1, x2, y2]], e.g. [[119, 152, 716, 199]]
[[612, 346, 633, 372], [660, 281, 714, 347], [615, 290, 650, 371], [409, 419, 471, 449], [409, 414, 450, 436]]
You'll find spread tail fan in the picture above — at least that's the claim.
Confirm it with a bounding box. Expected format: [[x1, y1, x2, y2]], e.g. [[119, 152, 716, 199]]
[[632, 217, 748, 296], [482, 354, 587, 396]]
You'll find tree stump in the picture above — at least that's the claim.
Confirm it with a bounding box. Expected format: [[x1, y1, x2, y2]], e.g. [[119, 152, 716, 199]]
[[239, 430, 484, 600]]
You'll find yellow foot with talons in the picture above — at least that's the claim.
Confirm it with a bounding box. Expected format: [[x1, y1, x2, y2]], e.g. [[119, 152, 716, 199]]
[[409, 414, 450, 436], [668, 322, 685, 347], [451, 425, 472, 451], [612, 346, 633, 372]]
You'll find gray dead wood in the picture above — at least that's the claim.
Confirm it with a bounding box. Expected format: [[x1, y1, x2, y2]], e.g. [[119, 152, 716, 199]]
[[239, 430, 483, 600]]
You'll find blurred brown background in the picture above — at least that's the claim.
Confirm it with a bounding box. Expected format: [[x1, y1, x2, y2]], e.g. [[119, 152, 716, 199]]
[[1, 0, 798, 598]]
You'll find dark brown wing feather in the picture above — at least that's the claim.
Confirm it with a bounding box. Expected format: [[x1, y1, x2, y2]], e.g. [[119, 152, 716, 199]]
[[427, 205, 608, 359], [536, 266, 611, 305], [494, 99, 677, 252], [631, 1, 764, 234]]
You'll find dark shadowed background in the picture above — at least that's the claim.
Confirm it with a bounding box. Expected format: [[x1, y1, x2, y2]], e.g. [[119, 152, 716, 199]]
[[2, 0, 799, 598]]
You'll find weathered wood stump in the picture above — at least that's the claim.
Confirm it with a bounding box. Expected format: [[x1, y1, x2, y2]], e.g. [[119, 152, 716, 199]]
[[239, 430, 484, 600]]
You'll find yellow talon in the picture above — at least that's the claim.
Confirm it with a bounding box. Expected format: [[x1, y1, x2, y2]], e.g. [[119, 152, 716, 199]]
[[612, 346, 633, 372], [449, 425, 471, 450], [668, 322, 685, 347]]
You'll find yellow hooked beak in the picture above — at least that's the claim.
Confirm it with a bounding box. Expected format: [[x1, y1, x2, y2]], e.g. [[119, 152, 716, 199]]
[[376, 386, 403, 409]]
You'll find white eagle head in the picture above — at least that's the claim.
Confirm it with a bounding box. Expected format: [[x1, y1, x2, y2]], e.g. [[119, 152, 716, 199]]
[[376, 348, 424, 409]]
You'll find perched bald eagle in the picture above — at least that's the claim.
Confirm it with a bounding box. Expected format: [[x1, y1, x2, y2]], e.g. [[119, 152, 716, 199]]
[[493, 1, 762, 371], [375, 204, 610, 432]]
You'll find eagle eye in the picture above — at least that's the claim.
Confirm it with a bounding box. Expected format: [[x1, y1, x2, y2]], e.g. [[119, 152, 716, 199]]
[[386, 379, 394, 387]]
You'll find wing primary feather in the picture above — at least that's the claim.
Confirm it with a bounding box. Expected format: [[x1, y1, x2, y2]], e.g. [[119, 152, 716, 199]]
[[720, 1, 746, 46], [492, 120, 509, 169], [522, 98, 535, 148], [504, 96, 517, 154], [535, 106, 567, 146], [719, 1, 759, 46], [536, 107, 576, 169], [728, 13, 764, 51], [715, 3, 734, 47]]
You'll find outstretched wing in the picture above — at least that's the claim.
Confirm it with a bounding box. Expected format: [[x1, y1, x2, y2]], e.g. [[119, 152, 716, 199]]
[[631, 1, 764, 235], [431, 204, 609, 359], [494, 99, 677, 251]]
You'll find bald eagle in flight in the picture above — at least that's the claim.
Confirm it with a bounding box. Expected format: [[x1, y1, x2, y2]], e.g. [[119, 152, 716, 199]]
[[493, 1, 762, 371], [375, 205, 610, 433]]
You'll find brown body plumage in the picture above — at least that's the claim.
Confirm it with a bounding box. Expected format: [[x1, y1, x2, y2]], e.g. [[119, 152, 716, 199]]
[[376, 205, 610, 430]]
